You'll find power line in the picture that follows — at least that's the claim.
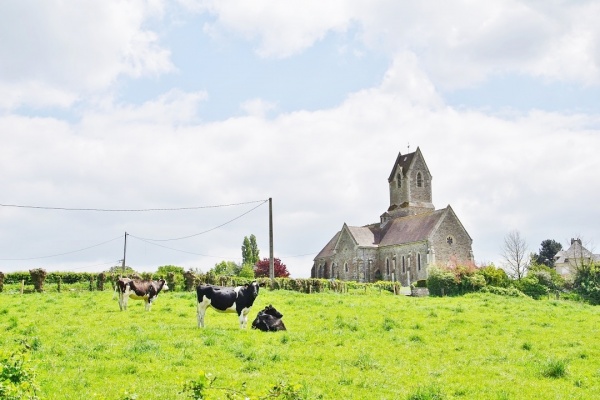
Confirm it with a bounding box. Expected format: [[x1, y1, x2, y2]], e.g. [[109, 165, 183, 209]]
[[0, 235, 123, 261], [0, 199, 268, 212], [130, 199, 268, 241], [130, 235, 241, 260]]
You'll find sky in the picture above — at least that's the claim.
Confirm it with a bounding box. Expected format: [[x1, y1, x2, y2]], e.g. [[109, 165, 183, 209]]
[[1, 0, 599, 278]]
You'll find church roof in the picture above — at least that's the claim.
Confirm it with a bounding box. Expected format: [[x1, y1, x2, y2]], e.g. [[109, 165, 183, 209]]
[[387, 150, 416, 182], [347, 226, 377, 247], [314, 231, 340, 259], [314, 208, 450, 260], [378, 209, 446, 246]]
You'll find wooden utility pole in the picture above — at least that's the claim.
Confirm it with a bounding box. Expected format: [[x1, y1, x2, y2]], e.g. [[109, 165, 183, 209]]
[[121, 232, 128, 275], [269, 198, 274, 282]]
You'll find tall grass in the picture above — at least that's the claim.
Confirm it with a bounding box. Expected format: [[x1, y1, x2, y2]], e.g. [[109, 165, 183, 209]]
[[1, 290, 599, 399]]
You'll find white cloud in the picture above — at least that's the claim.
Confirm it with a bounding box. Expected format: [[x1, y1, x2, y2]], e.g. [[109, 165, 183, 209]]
[[0, 0, 173, 109], [188, 0, 600, 87]]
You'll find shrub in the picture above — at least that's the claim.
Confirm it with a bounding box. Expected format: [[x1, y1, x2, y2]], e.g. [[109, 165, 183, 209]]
[[573, 263, 600, 305], [0, 344, 40, 399], [480, 286, 526, 298], [477, 265, 510, 287], [514, 276, 549, 300], [427, 266, 459, 296]]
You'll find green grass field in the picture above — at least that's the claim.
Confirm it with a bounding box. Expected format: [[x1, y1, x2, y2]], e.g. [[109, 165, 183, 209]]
[[1, 287, 599, 399]]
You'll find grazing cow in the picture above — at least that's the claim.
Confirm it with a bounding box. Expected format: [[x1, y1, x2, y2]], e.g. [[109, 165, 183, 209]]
[[252, 305, 286, 332], [196, 282, 259, 328], [116, 278, 168, 311]]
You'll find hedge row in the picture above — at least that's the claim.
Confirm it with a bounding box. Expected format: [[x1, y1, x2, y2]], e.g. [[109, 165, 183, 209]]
[[0, 269, 405, 295]]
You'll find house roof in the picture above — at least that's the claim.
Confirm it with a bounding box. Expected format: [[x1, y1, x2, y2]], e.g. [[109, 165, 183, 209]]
[[347, 225, 377, 247], [554, 240, 600, 264]]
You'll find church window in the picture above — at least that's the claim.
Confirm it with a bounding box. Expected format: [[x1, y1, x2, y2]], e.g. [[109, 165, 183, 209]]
[[402, 256, 406, 273], [447, 236, 454, 245], [397, 173, 402, 188], [386, 258, 390, 276], [417, 253, 422, 271], [416, 172, 423, 187], [344, 262, 348, 273]]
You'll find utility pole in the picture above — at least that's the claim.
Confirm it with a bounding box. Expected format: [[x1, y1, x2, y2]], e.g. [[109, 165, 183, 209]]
[[269, 198, 274, 282], [121, 232, 128, 275]]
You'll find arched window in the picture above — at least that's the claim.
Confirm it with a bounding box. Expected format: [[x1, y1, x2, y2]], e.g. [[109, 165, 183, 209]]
[[417, 253, 422, 271], [397, 173, 402, 188], [344, 262, 349, 273], [416, 172, 423, 187], [386, 258, 390, 275], [402, 256, 406, 273]]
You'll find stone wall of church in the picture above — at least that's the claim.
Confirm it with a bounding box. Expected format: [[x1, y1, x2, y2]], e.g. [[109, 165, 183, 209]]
[[374, 242, 429, 285], [430, 212, 473, 267]]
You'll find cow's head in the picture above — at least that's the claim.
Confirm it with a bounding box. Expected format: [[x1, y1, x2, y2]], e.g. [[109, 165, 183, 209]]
[[263, 304, 283, 319], [246, 281, 259, 299]]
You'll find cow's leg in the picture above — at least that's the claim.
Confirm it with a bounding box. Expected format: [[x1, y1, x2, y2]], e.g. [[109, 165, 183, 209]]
[[122, 292, 129, 310], [145, 300, 151, 311], [197, 302, 208, 328], [239, 308, 250, 329], [118, 292, 124, 311]]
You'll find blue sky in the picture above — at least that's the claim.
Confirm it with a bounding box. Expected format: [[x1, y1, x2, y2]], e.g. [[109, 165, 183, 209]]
[[1, 0, 599, 277]]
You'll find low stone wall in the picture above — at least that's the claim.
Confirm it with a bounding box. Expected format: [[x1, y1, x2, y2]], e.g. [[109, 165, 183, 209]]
[[411, 287, 430, 297]]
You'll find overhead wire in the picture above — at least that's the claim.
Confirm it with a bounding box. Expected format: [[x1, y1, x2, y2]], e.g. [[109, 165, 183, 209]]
[[130, 199, 268, 242], [0, 199, 268, 212], [0, 235, 123, 261]]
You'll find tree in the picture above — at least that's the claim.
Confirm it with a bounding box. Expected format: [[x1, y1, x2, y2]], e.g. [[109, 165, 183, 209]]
[[211, 261, 239, 276], [501, 230, 529, 280], [156, 265, 184, 276], [254, 258, 290, 278], [531, 239, 562, 267], [242, 234, 260, 266]]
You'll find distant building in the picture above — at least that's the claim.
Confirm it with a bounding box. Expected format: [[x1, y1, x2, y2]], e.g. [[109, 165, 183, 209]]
[[554, 238, 600, 276], [312, 147, 474, 284]]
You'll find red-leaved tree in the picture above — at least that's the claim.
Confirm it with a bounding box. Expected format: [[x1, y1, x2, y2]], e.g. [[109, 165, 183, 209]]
[[254, 258, 290, 278]]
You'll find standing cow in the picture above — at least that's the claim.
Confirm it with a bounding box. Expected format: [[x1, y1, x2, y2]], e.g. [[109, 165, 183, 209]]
[[116, 278, 168, 311], [196, 282, 259, 328]]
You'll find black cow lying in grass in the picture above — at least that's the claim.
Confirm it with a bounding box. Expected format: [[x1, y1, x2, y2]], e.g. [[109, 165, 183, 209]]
[[252, 305, 286, 332]]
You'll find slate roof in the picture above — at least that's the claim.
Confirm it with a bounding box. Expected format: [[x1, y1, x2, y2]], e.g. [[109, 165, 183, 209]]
[[314, 231, 340, 259], [387, 151, 415, 182], [314, 208, 449, 260], [378, 209, 446, 246], [347, 226, 377, 247], [554, 240, 600, 264]]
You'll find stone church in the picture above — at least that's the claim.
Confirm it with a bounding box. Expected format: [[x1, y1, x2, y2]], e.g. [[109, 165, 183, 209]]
[[312, 147, 474, 285]]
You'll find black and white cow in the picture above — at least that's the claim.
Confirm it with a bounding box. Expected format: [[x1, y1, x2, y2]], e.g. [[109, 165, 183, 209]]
[[252, 305, 287, 332], [196, 282, 260, 328], [116, 278, 168, 311]]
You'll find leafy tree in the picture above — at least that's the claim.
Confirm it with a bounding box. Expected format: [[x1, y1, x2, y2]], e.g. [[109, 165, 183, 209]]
[[106, 265, 137, 276], [501, 230, 529, 280], [211, 261, 239, 276], [156, 265, 184, 276], [531, 239, 563, 267], [254, 258, 290, 278], [238, 264, 255, 279], [242, 234, 260, 266]]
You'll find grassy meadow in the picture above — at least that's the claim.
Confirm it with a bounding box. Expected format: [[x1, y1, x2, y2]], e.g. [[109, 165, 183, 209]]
[[1, 287, 600, 399]]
